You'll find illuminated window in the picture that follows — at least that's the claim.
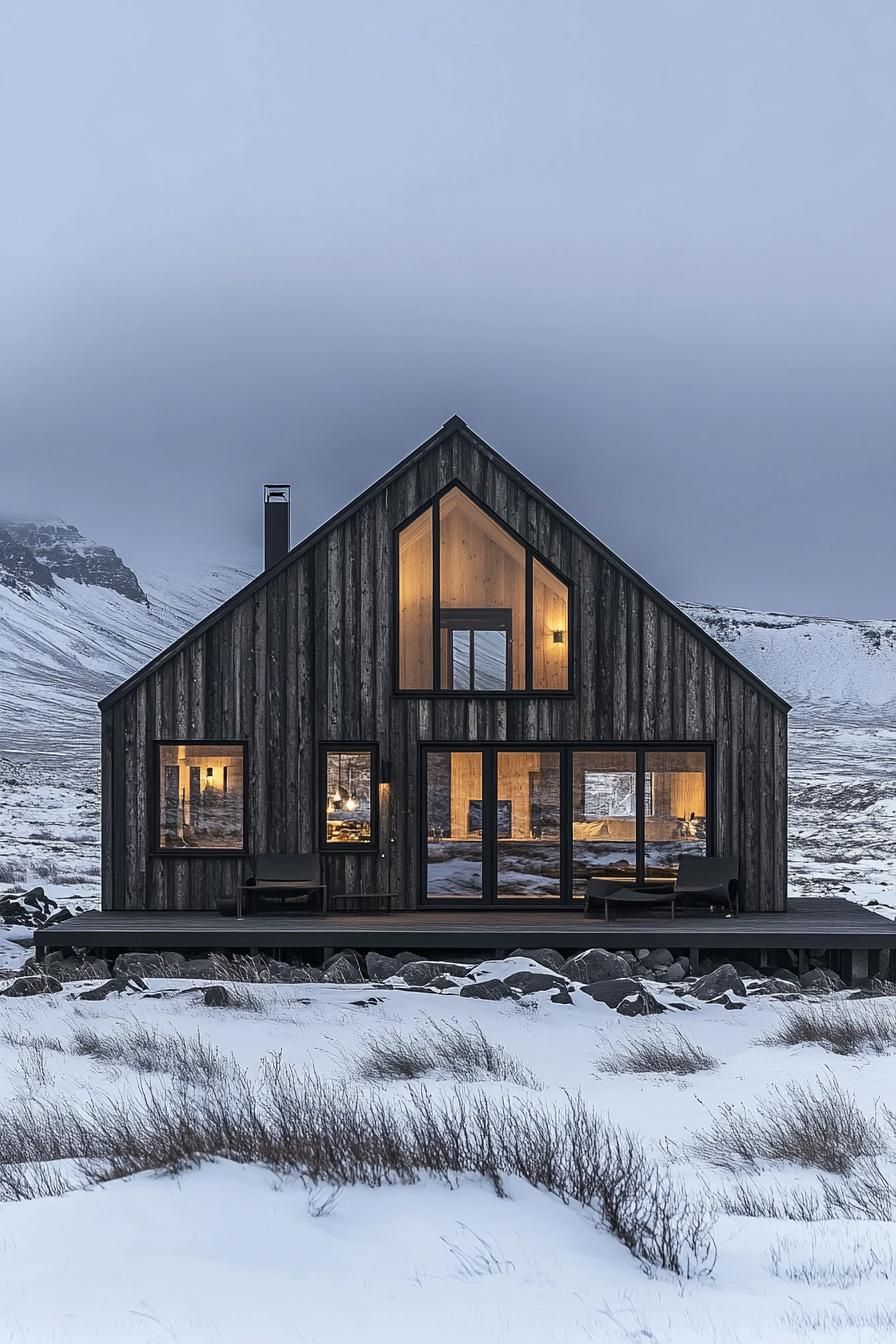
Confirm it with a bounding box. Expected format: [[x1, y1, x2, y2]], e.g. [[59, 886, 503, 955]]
[[321, 746, 378, 848], [157, 743, 245, 851], [396, 486, 571, 692]]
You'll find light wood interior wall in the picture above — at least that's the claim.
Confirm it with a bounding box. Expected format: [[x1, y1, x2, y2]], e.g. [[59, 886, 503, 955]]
[[448, 750, 483, 838], [532, 560, 569, 690], [439, 490, 526, 688], [397, 509, 433, 689]]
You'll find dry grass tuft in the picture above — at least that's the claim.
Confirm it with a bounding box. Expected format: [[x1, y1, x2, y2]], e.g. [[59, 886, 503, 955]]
[[596, 1027, 717, 1077], [353, 1020, 540, 1088], [691, 1073, 886, 1174], [71, 1023, 238, 1087], [763, 1001, 896, 1055], [0, 1059, 714, 1276]]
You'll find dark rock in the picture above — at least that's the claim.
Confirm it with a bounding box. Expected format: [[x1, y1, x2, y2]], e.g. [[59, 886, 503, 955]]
[[749, 977, 804, 996], [366, 951, 401, 981], [1, 975, 62, 997], [160, 951, 187, 971], [202, 985, 233, 1007], [265, 959, 293, 982], [722, 999, 745, 1010], [398, 960, 472, 986], [323, 955, 363, 984], [690, 964, 746, 1001], [652, 962, 686, 984], [800, 967, 846, 993], [849, 978, 896, 999], [731, 961, 761, 979], [21, 886, 49, 909], [504, 970, 569, 994], [394, 952, 419, 967], [78, 976, 144, 1000], [640, 948, 674, 971], [550, 988, 574, 1004], [759, 966, 799, 984], [580, 978, 642, 1008], [46, 957, 109, 983], [561, 949, 632, 982], [428, 974, 464, 990], [113, 952, 168, 979], [184, 956, 233, 980], [289, 964, 323, 983], [40, 909, 73, 927], [459, 979, 517, 1001], [616, 989, 666, 1016], [508, 947, 565, 973], [323, 949, 361, 973]]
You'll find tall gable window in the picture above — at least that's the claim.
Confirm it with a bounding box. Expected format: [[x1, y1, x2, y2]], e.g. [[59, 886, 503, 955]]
[[396, 486, 570, 693]]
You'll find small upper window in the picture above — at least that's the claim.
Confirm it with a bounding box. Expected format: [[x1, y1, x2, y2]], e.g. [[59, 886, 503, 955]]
[[396, 487, 570, 692], [157, 743, 245, 851]]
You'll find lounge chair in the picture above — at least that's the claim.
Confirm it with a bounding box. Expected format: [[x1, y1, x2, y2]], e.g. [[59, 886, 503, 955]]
[[584, 857, 739, 921], [236, 853, 327, 918]]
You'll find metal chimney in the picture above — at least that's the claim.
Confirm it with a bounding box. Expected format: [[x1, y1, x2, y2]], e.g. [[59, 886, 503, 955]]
[[264, 485, 290, 569]]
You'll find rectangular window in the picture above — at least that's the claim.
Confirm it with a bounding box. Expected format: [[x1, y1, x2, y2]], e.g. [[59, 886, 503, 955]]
[[425, 750, 484, 898], [644, 750, 707, 880], [157, 743, 245, 851], [322, 747, 378, 848], [571, 751, 638, 897]]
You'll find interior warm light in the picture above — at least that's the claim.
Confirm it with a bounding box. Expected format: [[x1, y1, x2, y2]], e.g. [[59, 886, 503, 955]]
[[344, 794, 359, 812]]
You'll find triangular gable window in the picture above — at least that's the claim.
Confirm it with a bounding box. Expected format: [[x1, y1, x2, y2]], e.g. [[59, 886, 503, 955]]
[[396, 486, 570, 693]]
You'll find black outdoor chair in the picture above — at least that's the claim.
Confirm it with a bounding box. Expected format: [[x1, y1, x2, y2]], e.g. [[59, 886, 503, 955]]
[[234, 853, 328, 918], [584, 857, 739, 922]]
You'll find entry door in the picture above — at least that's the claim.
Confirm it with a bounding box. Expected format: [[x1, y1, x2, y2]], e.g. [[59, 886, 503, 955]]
[[423, 747, 563, 904]]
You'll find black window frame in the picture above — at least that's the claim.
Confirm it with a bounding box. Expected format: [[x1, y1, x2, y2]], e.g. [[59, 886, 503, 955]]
[[419, 741, 714, 907], [319, 741, 380, 853], [393, 480, 574, 696], [152, 739, 250, 858]]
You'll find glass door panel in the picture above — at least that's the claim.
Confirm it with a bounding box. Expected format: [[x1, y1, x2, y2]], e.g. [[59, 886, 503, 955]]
[[425, 751, 484, 898], [643, 750, 707, 880], [496, 752, 561, 900], [571, 751, 638, 898]]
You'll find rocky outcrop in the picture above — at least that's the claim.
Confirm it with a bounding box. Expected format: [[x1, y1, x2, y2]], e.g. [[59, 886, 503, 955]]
[[0, 519, 148, 604]]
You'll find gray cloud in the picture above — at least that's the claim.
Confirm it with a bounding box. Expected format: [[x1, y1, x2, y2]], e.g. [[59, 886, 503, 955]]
[[1, 1, 894, 617]]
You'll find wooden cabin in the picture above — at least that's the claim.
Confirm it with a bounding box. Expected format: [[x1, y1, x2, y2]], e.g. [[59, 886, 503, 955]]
[[99, 417, 789, 916]]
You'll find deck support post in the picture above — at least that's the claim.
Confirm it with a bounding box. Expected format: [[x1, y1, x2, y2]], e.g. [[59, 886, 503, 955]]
[[688, 947, 700, 974], [798, 949, 808, 976], [849, 949, 868, 985]]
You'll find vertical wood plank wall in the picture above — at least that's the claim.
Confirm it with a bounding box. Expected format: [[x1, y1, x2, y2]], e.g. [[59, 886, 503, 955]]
[[103, 430, 788, 913]]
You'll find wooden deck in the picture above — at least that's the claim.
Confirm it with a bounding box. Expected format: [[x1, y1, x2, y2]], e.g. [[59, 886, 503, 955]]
[[35, 898, 896, 957]]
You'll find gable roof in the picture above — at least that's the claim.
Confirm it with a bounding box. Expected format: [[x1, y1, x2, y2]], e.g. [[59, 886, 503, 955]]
[[99, 416, 790, 713]]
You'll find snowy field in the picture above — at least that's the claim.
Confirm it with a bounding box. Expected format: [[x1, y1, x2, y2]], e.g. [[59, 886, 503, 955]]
[[1, 970, 896, 1342]]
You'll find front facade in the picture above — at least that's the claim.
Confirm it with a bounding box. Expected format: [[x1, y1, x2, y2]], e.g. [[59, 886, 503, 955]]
[[100, 418, 789, 914]]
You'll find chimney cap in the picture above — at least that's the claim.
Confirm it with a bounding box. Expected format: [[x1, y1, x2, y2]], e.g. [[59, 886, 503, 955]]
[[264, 484, 290, 504]]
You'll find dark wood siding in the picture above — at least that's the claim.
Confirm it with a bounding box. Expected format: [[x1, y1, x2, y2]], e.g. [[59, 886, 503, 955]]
[[102, 428, 788, 913]]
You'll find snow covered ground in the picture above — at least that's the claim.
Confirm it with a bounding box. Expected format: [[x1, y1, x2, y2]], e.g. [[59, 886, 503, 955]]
[[1, 973, 895, 1342]]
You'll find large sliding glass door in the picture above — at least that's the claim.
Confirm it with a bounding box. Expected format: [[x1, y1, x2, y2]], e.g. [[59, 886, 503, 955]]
[[422, 745, 710, 905], [496, 751, 562, 900]]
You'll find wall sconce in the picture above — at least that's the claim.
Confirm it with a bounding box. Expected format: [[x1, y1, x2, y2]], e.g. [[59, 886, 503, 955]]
[[552, 629, 565, 645]]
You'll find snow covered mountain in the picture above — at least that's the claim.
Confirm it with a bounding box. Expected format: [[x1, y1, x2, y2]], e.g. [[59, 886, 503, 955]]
[[682, 604, 896, 710], [0, 538, 252, 764]]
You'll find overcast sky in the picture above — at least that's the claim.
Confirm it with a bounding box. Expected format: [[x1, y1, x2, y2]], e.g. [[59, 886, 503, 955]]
[[1, 2, 894, 618]]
